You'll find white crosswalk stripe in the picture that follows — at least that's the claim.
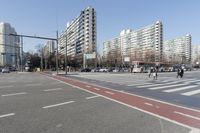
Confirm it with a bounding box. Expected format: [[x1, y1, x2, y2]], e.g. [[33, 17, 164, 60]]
[[149, 84, 187, 90], [163, 85, 197, 93], [137, 81, 182, 88], [181, 89, 200, 96]]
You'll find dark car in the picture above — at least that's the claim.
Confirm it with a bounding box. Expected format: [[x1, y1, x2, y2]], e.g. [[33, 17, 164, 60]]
[[81, 68, 91, 72]]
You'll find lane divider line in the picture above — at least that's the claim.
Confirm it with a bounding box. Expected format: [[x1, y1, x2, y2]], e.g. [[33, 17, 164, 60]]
[[93, 88, 100, 91], [86, 85, 91, 88], [105, 91, 115, 95], [0, 85, 14, 89], [43, 88, 63, 92], [144, 102, 153, 106], [2, 92, 27, 97], [0, 113, 15, 118], [86, 95, 100, 99], [43, 101, 75, 109]]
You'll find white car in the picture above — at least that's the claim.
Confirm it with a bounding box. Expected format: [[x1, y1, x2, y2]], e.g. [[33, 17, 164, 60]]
[[99, 68, 108, 72], [2, 68, 10, 73]]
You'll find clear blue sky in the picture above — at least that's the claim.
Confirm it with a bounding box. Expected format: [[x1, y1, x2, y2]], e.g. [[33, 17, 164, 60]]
[[1, 0, 200, 54]]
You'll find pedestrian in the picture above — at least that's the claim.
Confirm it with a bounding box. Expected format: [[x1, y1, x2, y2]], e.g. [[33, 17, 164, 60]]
[[180, 68, 184, 78], [153, 70, 156, 80], [148, 68, 151, 78], [155, 68, 158, 80], [177, 68, 180, 78]]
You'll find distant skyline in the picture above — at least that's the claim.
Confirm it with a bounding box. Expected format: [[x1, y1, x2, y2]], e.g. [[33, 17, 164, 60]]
[[1, 0, 200, 54]]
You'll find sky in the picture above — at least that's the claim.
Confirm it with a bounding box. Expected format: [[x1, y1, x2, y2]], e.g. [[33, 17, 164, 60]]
[[1, 0, 200, 54]]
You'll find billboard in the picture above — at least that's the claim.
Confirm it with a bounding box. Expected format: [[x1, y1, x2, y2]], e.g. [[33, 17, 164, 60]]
[[85, 52, 96, 59]]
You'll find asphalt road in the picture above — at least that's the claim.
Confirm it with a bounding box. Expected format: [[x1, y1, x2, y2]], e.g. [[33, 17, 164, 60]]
[[0, 72, 194, 133]]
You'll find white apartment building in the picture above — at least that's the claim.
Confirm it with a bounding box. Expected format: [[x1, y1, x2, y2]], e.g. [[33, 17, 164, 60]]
[[43, 40, 55, 57], [103, 21, 163, 65], [59, 7, 96, 67], [192, 44, 200, 65], [0, 22, 20, 67], [163, 34, 191, 64]]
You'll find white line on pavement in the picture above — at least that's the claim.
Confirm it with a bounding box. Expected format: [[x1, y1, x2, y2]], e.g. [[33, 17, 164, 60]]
[[2, 92, 27, 97], [86, 95, 100, 99], [163, 85, 197, 93], [105, 91, 115, 95], [144, 102, 153, 106], [174, 111, 200, 121], [137, 80, 187, 88], [0, 113, 15, 118], [181, 89, 200, 96], [149, 84, 187, 90], [25, 83, 41, 86], [93, 87, 100, 91], [43, 101, 75, 109], [86, 85, 91, 88], [0, 85, 14, 89], [43, 88, 63, 92]]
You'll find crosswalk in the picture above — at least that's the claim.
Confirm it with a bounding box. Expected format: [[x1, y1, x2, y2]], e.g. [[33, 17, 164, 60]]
[[131, 78, 200, 97]]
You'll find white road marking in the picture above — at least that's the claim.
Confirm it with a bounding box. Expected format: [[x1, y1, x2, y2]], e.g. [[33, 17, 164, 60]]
[[43, 88, 63, 92], [93, 87, 100, 91], [86, 95, 100, 99], [25, 83, 41, 86], [137, 81, 180, 88], [144, 102, 153, 106], [185, 80, 200, 83], [0, 85, 14, 89], [174, 111, 200, 121], [2, 92, 27, 97], [0, 113, 15, 118], [149, 84, 187, 90], [43, 101, 75, 109], [105, 91, 115, 95], [127, 83, 153, 86], [86, 85, 91, 88], [163, 85, 197, 93], [181, 89, 200, 96]]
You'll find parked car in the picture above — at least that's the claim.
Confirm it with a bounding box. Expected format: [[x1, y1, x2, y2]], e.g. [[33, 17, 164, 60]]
[[99, 68, 108, 72], [81, 68, 91, 72], [2, 68, 10, 73]]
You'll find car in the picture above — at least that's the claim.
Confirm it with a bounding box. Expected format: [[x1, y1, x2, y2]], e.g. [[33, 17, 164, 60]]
[[81, 68, 91, 72], [99, 68, 108, 72], [2, 68, 10, 73]]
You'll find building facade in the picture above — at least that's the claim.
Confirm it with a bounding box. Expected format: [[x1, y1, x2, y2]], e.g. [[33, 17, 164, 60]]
[[191, 44, 200, 65], [59, 6, 96, 67], [0, 22, 20, 67], [163, 34, 191, 64], [103, 21, 163, 66]]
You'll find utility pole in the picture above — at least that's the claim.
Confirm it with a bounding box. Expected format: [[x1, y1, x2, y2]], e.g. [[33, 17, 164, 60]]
[[56, 31, 59, 74], [65, 31, 68, 75], [20, 36, 23, 72]]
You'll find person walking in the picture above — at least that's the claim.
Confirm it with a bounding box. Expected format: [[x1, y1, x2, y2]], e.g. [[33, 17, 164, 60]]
[[177, 68, 180, 78], [180, 68, 184, 78], [155, 68, 158, 80]]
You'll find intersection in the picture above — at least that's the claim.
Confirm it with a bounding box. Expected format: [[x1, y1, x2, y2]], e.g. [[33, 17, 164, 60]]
[[0, 72, 199, 132]]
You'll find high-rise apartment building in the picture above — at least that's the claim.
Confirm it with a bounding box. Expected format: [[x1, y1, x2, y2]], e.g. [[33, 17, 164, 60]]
[[59, 6, 96, 67], [0, 22, 20, 67], [163, 34, 191, 64], [191, 44, 200, 65], [103, 21, 163, 65]]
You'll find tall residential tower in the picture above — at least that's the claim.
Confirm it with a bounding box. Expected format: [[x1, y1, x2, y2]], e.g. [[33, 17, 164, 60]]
[[0, 22, 20, 67], [59, 7, 96, 67], [103, 21, 163, 65]]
